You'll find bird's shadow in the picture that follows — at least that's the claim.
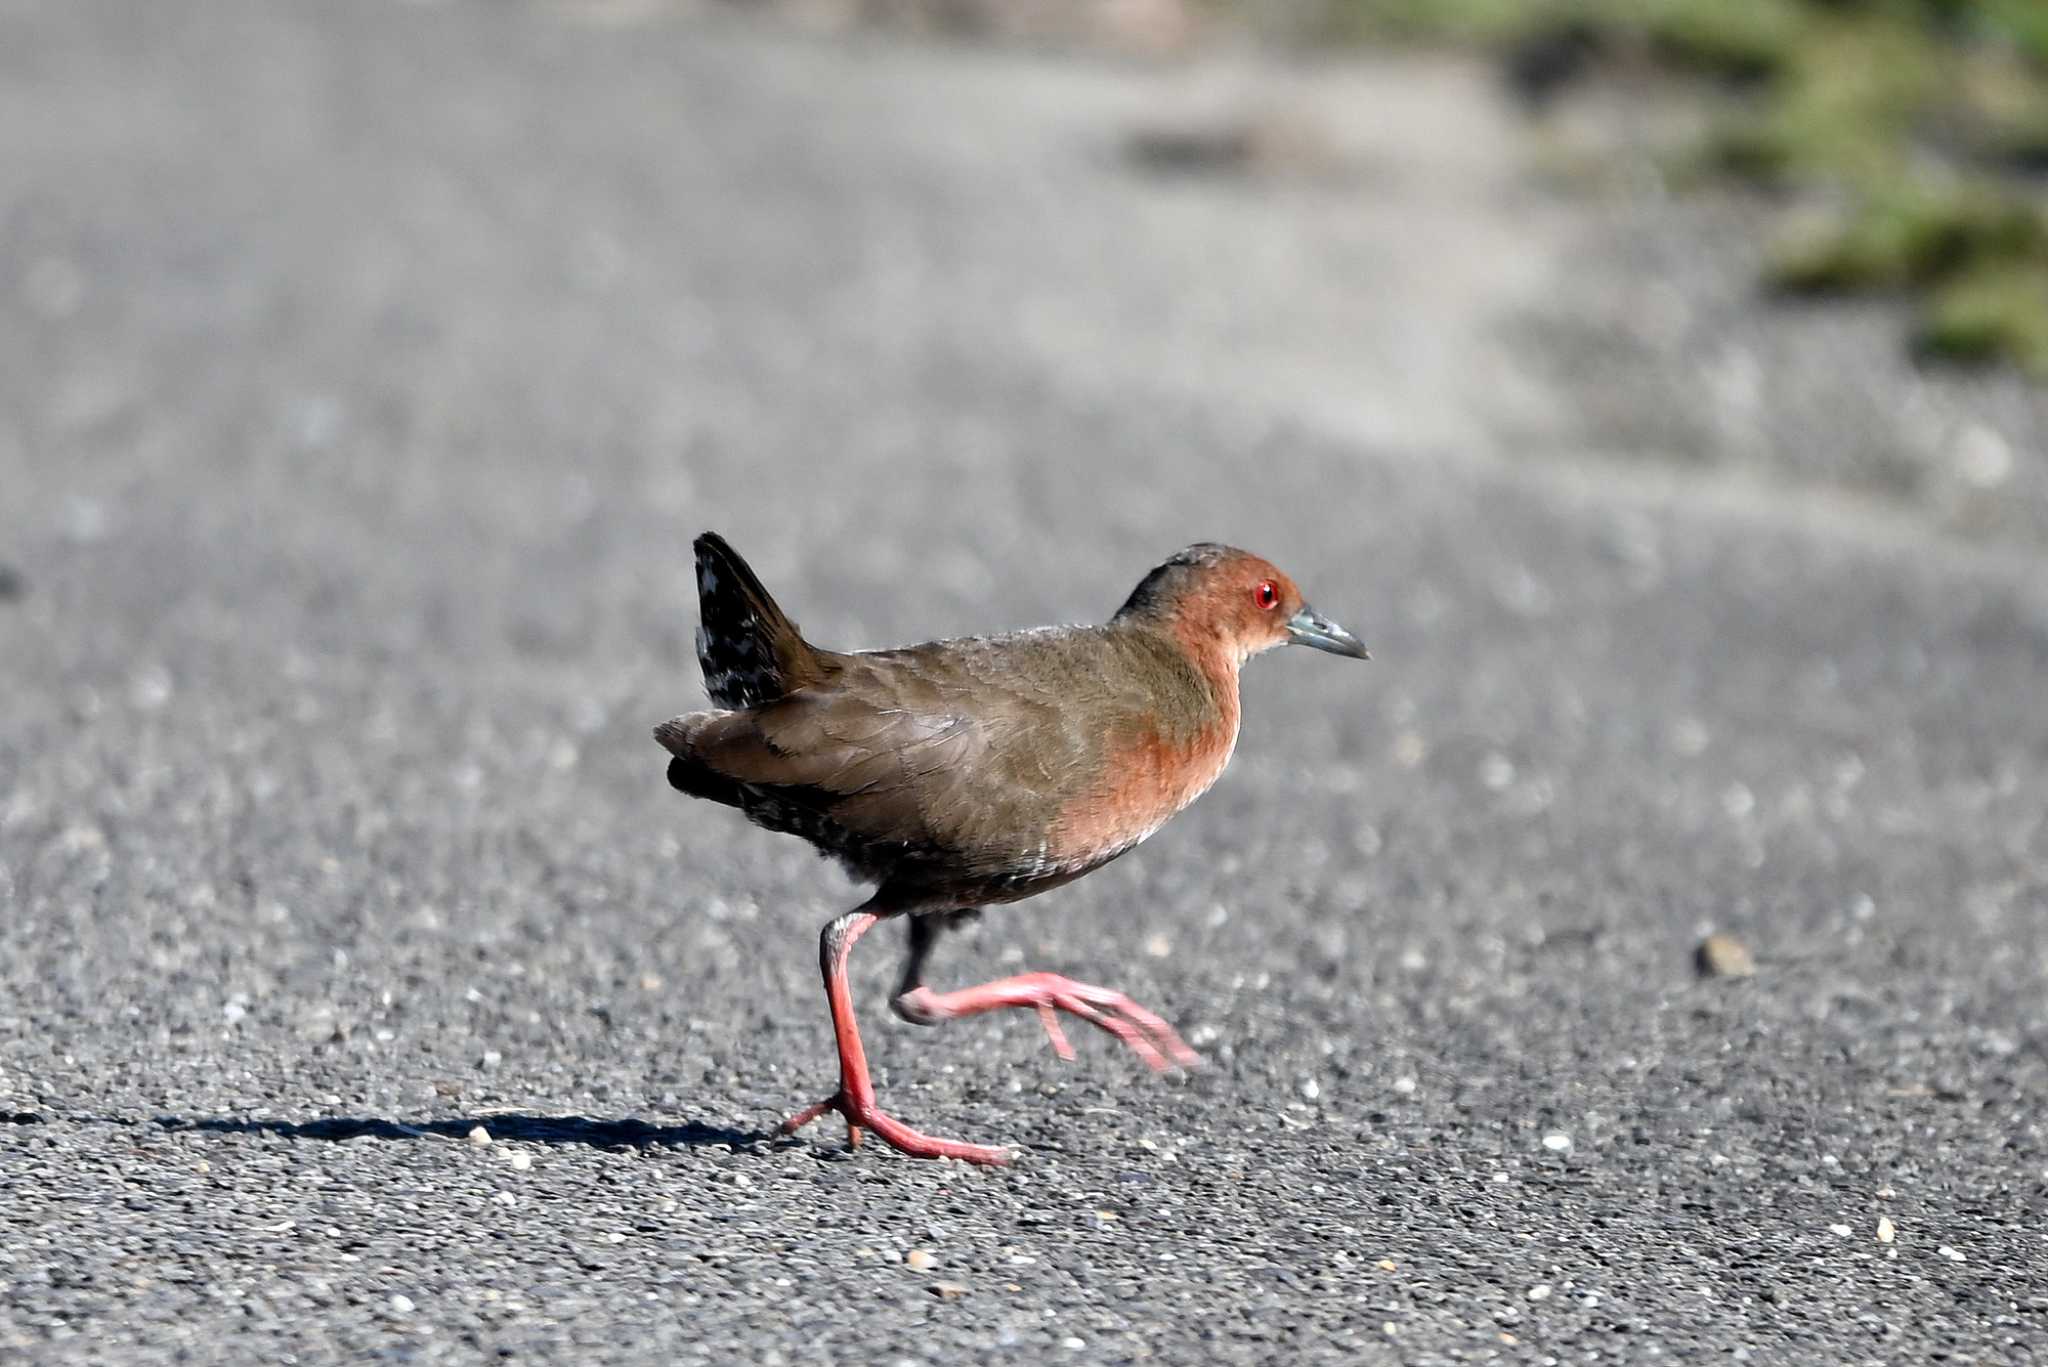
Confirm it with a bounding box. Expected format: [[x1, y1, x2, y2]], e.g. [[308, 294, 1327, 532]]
[[151, 1112, 769, 1150]]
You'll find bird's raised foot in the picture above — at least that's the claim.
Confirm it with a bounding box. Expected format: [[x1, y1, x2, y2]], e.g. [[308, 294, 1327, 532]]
[[780, 1090, 1013, 1165], [895, 972, 1203, 1073]]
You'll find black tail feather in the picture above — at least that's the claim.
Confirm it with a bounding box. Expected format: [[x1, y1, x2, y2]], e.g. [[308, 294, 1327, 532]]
[[693, 532, 824, 707]]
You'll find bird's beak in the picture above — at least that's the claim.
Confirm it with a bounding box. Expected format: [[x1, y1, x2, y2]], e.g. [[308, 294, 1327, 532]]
[[1286, 605, 1370, 659]]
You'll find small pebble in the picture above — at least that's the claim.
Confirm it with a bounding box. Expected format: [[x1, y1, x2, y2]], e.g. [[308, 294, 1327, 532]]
[[1829, 1224, 1852, 1238], [1376, 1258, 1398, 1272], [130, 665, 173, 711], [1696, 933, 1756, 979], [1527, 1284, 1552, 1301], [1542, 1133, 1572, 1153], [930, 1281, 970, 1300], [905, 1248, 937, 1271], [1940, 1245, 1965, 1262], [468, 1125, 492, 1147], [1669, 718, 1709, 756], [508, 1151, 532, 1171], [1953, 422, 2013, 489], [389, 1294, 415, 1314], [1877, 1217, 1895, 1244]]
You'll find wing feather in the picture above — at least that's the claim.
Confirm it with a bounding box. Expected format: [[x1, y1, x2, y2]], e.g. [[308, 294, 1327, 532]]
[[660, 626, 1171, 883]]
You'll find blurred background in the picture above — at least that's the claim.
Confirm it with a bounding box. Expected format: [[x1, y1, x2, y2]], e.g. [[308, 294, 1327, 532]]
[[3, 0, 2046, 1361]]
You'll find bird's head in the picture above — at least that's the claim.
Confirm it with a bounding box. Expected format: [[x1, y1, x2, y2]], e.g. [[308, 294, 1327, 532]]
[[1114, 544, 1369, 667]]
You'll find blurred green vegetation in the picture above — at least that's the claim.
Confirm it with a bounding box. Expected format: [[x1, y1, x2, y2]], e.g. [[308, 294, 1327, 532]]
[[1327, 0, 2048, 376]]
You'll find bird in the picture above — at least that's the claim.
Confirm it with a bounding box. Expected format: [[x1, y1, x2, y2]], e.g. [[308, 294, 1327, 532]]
[[656, 532, 1369, 1164]]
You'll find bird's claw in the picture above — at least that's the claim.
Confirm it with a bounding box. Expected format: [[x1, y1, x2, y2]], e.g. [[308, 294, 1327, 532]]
[[1024, 979, 1203, 1073]]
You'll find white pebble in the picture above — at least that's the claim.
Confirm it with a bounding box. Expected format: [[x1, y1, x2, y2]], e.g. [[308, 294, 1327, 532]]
[[1876, 1217, 1895, 1244], [468, 1126, 491, 1147], [1669, 718, 1710, 756], [1953, 423, 2013, 489], [1940, 1245, 1966, 1262], [1301, 1078, 1321, 1101], [389, 1294, 415, 1314], [1527, 1284, 1552, 1301], [1392, 1076, 1417, 1095], [1829, 1224, 1852, 1238], [1542, 1133, 1572, 1153], [130, 666, 174, 711], [508, 1151, 532, 1171]]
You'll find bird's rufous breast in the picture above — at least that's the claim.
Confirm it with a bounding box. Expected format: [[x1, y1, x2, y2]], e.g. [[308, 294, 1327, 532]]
[[1046, 677, 1241, 868]]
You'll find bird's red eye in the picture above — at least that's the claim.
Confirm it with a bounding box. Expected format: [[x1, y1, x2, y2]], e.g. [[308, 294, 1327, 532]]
[[1253, 580, 1280, 611]]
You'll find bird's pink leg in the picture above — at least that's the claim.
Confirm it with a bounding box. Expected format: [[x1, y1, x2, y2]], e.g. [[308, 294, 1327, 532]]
[[781, 910, 1014, 1165], [895, 973, 1202, 1072]]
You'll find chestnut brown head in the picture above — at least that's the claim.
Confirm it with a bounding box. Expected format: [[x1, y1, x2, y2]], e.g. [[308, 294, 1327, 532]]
[[1114, 544, 1369, 665]]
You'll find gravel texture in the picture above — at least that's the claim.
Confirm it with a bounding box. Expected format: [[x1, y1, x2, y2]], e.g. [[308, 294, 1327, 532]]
[[3, 1, 2047, 1363]]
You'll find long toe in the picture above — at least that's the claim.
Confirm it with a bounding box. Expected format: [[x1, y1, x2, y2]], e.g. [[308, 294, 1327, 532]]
[[900, 974, 1203, 1072], [860, 1108, 1013, 1165], [780, 1089, 1012, 1165]]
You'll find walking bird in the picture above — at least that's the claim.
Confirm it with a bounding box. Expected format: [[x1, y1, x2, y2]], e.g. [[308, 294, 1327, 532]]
[[657, 532, 1368, 1163]]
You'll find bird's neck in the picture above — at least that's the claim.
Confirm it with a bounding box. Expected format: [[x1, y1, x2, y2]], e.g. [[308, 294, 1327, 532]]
[[1113, 614, 1243, 747]]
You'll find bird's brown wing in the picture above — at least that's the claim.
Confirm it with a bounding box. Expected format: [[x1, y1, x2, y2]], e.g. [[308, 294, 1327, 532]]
[[663, 636, 1112, 883]]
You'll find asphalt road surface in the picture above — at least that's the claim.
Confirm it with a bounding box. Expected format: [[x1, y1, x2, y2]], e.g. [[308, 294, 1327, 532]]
[[4, 1, 2047, 1362]]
